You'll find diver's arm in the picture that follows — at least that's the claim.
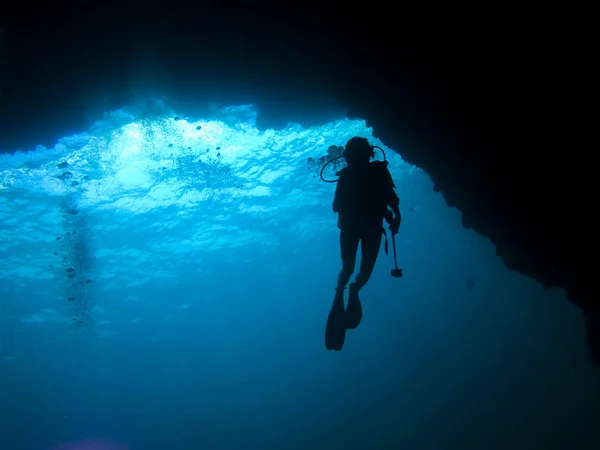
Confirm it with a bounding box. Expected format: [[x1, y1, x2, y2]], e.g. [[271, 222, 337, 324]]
[[388, 199, 401, 234], [333, 181, 340, 212], [332, 173, 345, 213], [389, 197, 401, 220], [388, 189, 401, 234], [384, 168, 401, 220]]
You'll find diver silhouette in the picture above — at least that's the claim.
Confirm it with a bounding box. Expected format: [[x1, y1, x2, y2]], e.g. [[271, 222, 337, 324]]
[[324, 137, 401, 351]]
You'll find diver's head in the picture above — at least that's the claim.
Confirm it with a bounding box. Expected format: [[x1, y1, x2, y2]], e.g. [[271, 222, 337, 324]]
[[344, 137, 374, 166]]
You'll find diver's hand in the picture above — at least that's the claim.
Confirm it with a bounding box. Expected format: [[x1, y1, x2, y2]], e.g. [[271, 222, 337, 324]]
[[389, 216, 401, 235]]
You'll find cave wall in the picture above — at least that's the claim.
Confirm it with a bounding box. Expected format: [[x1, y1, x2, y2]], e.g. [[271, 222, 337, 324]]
[[0, 0, 595, 363]]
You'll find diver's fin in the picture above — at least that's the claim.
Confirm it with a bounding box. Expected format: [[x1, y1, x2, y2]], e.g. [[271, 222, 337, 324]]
[[325, 289, 347, 351], [345, 283, 363, 330]]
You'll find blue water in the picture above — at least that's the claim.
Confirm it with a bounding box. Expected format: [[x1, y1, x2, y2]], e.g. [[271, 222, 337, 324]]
[[0, 103, 598, 450]]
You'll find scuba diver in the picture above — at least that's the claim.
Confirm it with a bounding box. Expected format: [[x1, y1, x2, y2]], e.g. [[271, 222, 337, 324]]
[[324, 136, 402, 351]]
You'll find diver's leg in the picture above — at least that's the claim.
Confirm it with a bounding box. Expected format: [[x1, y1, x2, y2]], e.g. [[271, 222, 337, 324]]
[[337, 230, 359, 291], [354, 230, 383, 292], [346, 231, 382, 329], [326, 230, 359, 350]]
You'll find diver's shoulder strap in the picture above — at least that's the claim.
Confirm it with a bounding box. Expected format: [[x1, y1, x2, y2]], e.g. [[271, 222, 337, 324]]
[[370, 160, 391, 177], [370, 160, 396, 188]]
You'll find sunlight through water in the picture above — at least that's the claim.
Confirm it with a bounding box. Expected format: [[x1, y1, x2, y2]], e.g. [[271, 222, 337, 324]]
[[0, 102, 412, 327]]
